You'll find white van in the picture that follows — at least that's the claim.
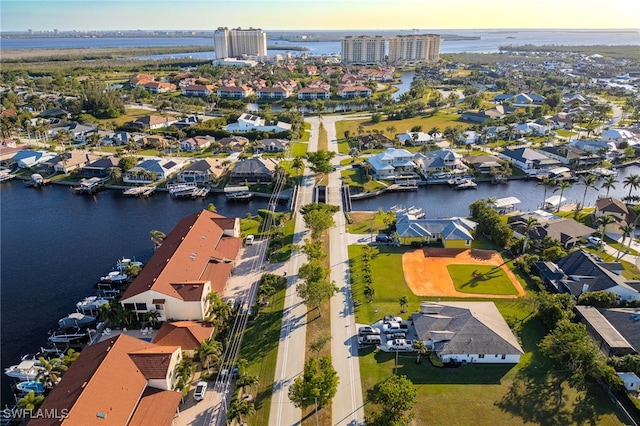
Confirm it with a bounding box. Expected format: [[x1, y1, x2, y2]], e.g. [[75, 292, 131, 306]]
[[246, 235, 254, 245]]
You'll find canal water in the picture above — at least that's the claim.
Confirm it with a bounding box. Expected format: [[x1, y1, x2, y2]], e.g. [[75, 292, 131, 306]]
[[0, 183, 283, 406]]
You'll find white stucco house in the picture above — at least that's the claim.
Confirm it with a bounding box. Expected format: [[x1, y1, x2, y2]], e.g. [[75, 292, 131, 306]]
[[366, 148, 416, 179], [223, 113, 292, 134]]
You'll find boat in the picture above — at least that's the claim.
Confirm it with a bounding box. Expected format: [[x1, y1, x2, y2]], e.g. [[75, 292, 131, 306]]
[[225, 191, 252, 201], [15, 381, 45, 394], [76, 296, 109, 315], [99, 270, 128, 285], [456, 179, 478, 190], [48, 326, 92, 345], [168, 183, 197, 198], [406, 207, 426, 219], [4, 355, 45, 381], [58, 312, 96, 329], [30, 173, 44, 187], [72, 177, 104, 194], [115, 257, 143, 271]]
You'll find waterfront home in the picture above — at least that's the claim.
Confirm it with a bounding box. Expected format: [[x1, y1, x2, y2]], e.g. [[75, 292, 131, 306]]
[[130, 115, 178, 130], [394, 214, 476, 248], [412, 302, 524, 364], [508, 211, 596, 249], [338, 85, 372, 98], [355, 133, 394, 150], [129, 73, 156, 87], [575, 306, 640, 357], [568, 139, 615, 154], [53, 150, 100, 174], [297, 87, 331, 100], [601, 129, 639, 148], [534, 250, 640, 301], [123, 159, 183, 183], [367, 148, 416, 180], [11, 149, 58, 169], [254, 138, 288, 153], [29, 334, 182, 426], [462, 154, 503, 174], [82, 156, 119, 177], [182, 84, 214, 97], [413, 149, 466, 174], [595, 197, 635, 230], [617, 372, 640, 393], [256, 86, 292, 99], [216, 85, 253, 99], [498, 147, 558, 172], [218, 136, 249, 153], [176, 158, 226, 185], [396, 131, 433, 146], [179, 135, 215, 152], [120, 210, 241, 321], [229, 157, 277, 183], [152, 321, 215, 356], [460, 105, 516, 123], [538, 145, 600, 169], [224, 113, 292, 134]]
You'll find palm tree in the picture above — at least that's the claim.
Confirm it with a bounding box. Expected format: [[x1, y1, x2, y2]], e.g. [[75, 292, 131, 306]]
[[144, 310, 162, 328], [617, 224, 635, 261], [150, 230, 166, 251], [36, 357, 68, 389], [553, 181, 572, 212], [59, 349, 80, 367], [578, 173, 598, 210], [413, 340, 427, 364], [207, 203, 217, 213], [237, 373, 259, 397], [601, 175, 618, 197], [108, 166, 122, 183], [292, 157, 304, 183], [206, 292, 232, 326], [623, 174, 640, 197], [176, 355, 194, 386], [196, 337, 222, 372], [228, 398, 256, 426], [522, 216, 539, 253], [596, 214, 614, 256], [399, 295, 409, 313], [537, 177, 555, 209], [364, 285, 375, 303], [17, 391, 44, 411]]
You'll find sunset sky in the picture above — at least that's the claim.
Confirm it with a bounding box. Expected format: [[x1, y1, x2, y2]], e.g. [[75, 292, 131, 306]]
[[2, 0, 639, 32]]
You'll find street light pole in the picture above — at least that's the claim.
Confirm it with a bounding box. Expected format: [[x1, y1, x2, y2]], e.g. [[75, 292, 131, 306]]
[[314, 396, 319, 426]]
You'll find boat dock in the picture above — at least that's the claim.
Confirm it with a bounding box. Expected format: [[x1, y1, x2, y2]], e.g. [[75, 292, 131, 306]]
[[73, 177, 106, 194], [0, 169, 15, 183], [167, 182, 209, 199], [123, 185, 156, 197]]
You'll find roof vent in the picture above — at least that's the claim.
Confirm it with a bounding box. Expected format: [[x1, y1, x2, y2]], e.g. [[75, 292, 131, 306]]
[[96, 413, 107, 419], [201, 235, 207, 240]]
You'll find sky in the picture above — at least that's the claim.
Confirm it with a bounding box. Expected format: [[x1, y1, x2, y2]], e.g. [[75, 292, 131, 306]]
[[1, 0, 639, 32]]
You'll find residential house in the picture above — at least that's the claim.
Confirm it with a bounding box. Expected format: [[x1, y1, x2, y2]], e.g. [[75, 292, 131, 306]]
[[256, 86, 291, 99], [575, 306, 640, 356], [180, 136, 215, 152], [538, 145, 600, 169], [129, 73, 156, 88], [152, 321, 215, 356], [123, 159, 183, 183], [28, 334, 182, 426], [229, 158, 277, 183], [120, 210, 241, 321], [174, 116, 200, 129], [307, 80, 331, 91], [493, 92, 546, 106], [340, 73, 367, 86], [395, 214, 476, 248], [366, 148, 416, 179], [568, 139, 615, 154], [514, 122, 547, 137], [82, 156, 120, 178], [534, 250, 640, 301], [216, 86, 253, 99], [462, 154, 503, 174], [130, 115, 178, 130], [413, 149, 467, 174], [218, 136, 249, 152], [182, 84, 214, 97], [50, 123, 97, 144], [223, 113, 292, 134], [498, 147, 558, 171], [396, 131, 434, 146], [412, 302, 524, 364], [141, 81, 176, 94], [297, 87, 330, 100], [601, 129, 639, 148], [508, 211, 596, 249], [595, 197, 635, 229], [358, 67, 394, 82], [338, 86, 372, 98], [255, 138, 288, 153], [177, 158, 226, 185], [549, 112, 574, 129], [355, 134, 394, 150], [617, 373, 640, 392], [304, 65, 318, 76], [460, 105, 516, 123], [53, 150, 100, 174], [11, 150, 58, 169]]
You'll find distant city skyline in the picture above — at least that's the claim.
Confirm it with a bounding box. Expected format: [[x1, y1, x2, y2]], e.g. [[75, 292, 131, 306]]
[[1, 0, 639, 33]]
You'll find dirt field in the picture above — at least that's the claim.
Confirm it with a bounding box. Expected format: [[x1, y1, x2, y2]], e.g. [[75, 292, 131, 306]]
[[402, 248, 526, 298]]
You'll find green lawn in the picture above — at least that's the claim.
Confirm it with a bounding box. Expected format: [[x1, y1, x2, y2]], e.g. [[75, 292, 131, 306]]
[[299, 122, 311, 142], [269, 215, 296, 263], [340, 168, 387, 193], [349, 244, 627, 425], [447, 264, 520, 295], [291, 142, 308, 157], [238, 275, 287, 425], [318, 123, 328, 151], [96, 108, 160, 127], [345, 211, 390, 234]]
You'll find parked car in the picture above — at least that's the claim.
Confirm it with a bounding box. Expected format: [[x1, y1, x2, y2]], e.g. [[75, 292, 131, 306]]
[[376, 234, 393, 242], [246, 235, 255, 245], [358, 335, 382, 346], [387, 339, 414, 351], [194, 381, 207, 401], [587, 236, 603, 247], [383, 315, 403, 323], [358, 326, 381, 336], [387, 331, 407, 340], [383, 322, 403, 334]]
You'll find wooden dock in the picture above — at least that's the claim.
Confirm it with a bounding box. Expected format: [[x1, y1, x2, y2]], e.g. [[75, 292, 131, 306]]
[[123, 186, 156, 197]]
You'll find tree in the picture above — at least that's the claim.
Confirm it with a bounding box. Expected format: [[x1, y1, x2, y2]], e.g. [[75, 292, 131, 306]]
[[305, 150, 335, 175], [17, 391, 45, 411], [227, 398, 256, 426], [601, 175, 618, 197], [150, 229, 166, 251], [296, 261, 338, 316], [369, 375, 417, 425], [618, 224, 635, 260], [596, 214, 614, 252], [207, 203, 217, 213], [108, 166, 122, 183], [300, 203, 339, 238], [36, 357, 68, 389], [206, 291, 232, 326], [236, 372, 259, 397], [288, 355, 339, 409], [413, 340, 427, 364], [578, 173, 598, 211], [309, 334, 330, 359], [623, 173, 640, 197], [118, 156, 138, 172], [577, 290, 620, 308], [399, 295, 409, 313], [292, 157, 304, 183], [196, 337, 222, 372], [553, 181, 572, 212], [533, 292, 575, 330], [522, 216, 539, 253]]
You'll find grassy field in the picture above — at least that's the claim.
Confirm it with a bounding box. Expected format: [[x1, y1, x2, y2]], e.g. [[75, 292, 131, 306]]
[[299, 122, 312, 143], [447, 264, 520, 295], [318, 123, 328, 151], [348, 244, 626, 425], [96, 108, 160, 127], [345, 211, 391, 234], [291, 142, 308, 157], [238, 274, 287, 425], [269, 215, 296, 263], [340, 168, 388, 193]]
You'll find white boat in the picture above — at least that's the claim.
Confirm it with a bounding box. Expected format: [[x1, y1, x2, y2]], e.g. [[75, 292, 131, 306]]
[[456, 179, 478, 190], [15, 381, 45, 394], [48, 326, 91, 345], [4, 356, 45, 381], [99, 270, 128, 284], [76, 296, 109, 314], [115, 257, 143, 271], [226, 191, 252, 201], [406, 207, 426, 219], [58, 312, 96, 328], [30, 173, 44, 186]]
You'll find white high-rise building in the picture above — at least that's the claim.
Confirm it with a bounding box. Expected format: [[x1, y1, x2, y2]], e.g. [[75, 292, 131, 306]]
[[387, 34, 441, 65], [214, 27, 267, 59], [340, 36, 386, 66]]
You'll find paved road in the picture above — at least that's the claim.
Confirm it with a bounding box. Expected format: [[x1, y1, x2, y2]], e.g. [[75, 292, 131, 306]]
[[268, 119, 321, 425], [322, 115, 366, 425]]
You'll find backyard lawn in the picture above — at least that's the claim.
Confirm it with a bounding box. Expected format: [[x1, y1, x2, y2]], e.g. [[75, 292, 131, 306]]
[[447, 264, 520, 296], [291, 142, 308, 157]]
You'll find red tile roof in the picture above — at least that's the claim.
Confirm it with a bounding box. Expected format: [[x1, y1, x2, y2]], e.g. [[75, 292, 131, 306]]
[[128, 346, 179, 379], [152, 321, 215, 350], [128, 387, 182, 426], [121, 210, 240, 301]]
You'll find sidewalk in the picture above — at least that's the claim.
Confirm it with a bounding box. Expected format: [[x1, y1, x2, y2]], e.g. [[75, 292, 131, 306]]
[[605, 232, 640, 266]]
